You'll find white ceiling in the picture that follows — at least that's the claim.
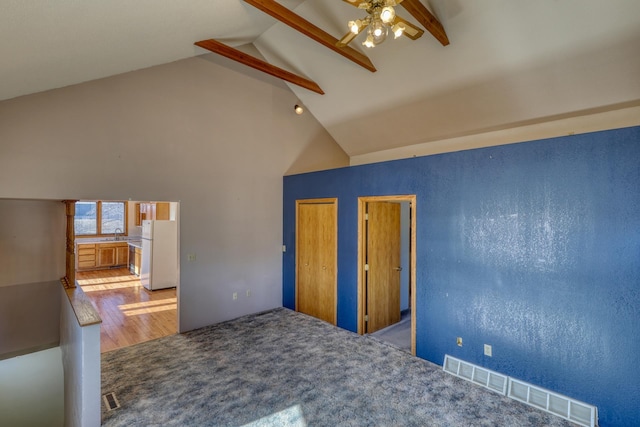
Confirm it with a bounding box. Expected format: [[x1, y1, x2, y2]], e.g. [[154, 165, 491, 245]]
[[2, 0, 639, 158]]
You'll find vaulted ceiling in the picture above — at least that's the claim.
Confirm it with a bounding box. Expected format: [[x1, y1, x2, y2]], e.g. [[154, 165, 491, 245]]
[[2, 0, 639, 159]]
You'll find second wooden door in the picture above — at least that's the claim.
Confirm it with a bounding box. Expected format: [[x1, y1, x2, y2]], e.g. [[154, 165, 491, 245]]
[[366, 201, 401, 333]]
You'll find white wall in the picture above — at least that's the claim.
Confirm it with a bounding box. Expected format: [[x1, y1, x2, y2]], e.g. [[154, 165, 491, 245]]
[[60, 291, 100, 427], [0, 54, 348, 332], [0, 347, 64, 427]]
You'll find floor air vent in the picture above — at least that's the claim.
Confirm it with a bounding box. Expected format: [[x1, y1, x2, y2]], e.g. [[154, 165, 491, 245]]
[[442, 355, 598, 427], [103, 392, 121, 411], [443, 355, 508, 395], [508, 378, 597, 427]]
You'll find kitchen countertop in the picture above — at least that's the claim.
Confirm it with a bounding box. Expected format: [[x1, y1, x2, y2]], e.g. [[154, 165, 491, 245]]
[[76, 238, 142, 248], [127, 240, 142, 249]]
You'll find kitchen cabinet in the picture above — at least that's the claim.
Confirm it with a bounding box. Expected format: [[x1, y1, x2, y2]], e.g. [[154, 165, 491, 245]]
[[155, 202, 170, 220], [128, 243, 143, 275], [135, 203, 142, 226], [97, 245, 116, 267], [77, 244, 96, 270], [116, 244, 129, 266], [98, 242, 128, 268], [77, 242, 129, 270], [134, 247, 142, 275], [136, 202, 170, 225]]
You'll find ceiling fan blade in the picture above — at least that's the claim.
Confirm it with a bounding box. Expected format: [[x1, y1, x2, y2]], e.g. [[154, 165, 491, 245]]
[[336, 29, 360, 47], [392, 16, 424, 40]]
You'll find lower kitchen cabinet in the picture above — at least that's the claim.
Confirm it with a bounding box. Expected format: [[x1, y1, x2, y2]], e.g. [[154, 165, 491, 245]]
[[134, 247, 142, 275], [116, 244, 128, 266], [77, 244, 96, 270], [98, 245, 116, 267], [78, 242, 129, 271]]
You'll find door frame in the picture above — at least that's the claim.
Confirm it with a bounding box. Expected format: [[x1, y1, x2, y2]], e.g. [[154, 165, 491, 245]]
[[357, 195, 417, 355], [295, 198, 338, 325]]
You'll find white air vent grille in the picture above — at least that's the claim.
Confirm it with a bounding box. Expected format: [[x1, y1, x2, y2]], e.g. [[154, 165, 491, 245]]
[[443, 355, 508, 395], [442, 355, 598, 427], [508, 378, 597, 427]]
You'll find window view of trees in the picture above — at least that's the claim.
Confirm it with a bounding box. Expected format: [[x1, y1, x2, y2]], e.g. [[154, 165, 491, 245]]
[[102, 202, 125, 234], [75, 201, 126, 236], [75, 202, 97, 235]]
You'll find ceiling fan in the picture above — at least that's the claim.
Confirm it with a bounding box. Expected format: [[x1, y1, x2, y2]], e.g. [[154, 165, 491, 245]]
[[337, 0, 425, 48]]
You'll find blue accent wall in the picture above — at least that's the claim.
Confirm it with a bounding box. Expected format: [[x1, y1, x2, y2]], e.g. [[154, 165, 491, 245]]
[[283, 126, 640, 426]]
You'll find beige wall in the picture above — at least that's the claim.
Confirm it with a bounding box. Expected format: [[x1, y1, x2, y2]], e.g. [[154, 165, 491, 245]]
[[0, 54, 348, 332], [0, 200, 64, 356], [0, 200, 65, 287]]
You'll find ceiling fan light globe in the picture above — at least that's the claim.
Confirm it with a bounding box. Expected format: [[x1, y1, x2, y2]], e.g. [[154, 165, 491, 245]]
[[392, 23, 405, 38], [371, 20, 388, 44], [363, 34, 375, 48], [371, 19, 387, 37], [373, 31, 387, 44], [380, 6, 395, 23]]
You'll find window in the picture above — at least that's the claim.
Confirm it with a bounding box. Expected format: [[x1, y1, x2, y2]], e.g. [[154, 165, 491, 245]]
[[74, 201, 128, 237]]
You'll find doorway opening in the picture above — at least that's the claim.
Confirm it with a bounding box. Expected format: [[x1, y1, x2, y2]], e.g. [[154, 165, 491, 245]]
[[73, 199, 180, 353], [358, 195, 416, 355]]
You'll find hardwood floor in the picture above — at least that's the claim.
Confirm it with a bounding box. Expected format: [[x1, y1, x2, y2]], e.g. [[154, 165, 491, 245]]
[[76, 267, 177, 353]]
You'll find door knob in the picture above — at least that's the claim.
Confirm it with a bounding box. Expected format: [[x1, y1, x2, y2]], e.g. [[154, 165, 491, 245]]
[[394, 267, 402, 271]]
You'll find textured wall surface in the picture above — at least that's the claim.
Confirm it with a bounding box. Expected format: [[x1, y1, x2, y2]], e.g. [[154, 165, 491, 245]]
[[283, 126, 640, 426], [0, 54, 347, 334]]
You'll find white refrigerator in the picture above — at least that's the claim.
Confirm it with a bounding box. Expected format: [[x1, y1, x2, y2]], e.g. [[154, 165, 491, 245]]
[[141, 220, 177, 290]]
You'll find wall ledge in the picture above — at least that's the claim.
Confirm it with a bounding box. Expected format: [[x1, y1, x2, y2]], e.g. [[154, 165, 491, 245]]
[[0, 342, 59, 361], [60, 279, 101, 327]]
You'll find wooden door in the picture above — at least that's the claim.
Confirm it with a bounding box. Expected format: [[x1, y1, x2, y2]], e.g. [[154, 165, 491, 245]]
[[296, 199, 337, 325], [366, 202, 401, 333]]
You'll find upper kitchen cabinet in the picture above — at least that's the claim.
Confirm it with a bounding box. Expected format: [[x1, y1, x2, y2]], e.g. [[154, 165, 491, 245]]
[[135, 202, 170, 225], [155, 203, 170, 220]]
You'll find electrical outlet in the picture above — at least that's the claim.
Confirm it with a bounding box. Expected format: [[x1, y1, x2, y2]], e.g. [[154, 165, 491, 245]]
[[187, 253, 196, 262], [246, 290, 251, 297], [457, 337, 463, 347], [484, 344, 492, 357], [232, 292, 238, 301]]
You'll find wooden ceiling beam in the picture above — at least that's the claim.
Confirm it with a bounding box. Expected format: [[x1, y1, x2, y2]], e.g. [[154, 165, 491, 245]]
[[400, 0, 449, 46], [194, 39, 324, 94], [243, 0, 376, 73]]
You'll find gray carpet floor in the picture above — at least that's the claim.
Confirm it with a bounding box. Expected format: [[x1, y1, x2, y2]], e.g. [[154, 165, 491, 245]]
[[370, 310, 411, 352], [101, 308, 577, 427]]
